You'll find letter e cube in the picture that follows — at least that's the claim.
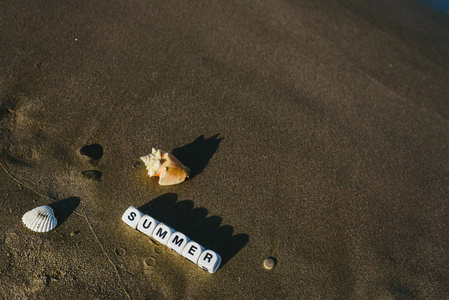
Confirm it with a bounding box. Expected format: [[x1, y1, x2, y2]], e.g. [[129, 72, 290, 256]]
[[182, 241, 204, 264]]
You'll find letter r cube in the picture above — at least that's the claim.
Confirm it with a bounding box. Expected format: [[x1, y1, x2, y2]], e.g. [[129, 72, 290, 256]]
[[198, 250, 221, 273]]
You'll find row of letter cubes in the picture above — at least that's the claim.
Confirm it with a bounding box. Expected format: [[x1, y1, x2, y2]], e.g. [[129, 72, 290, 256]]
[[121, 206, 221, 273]]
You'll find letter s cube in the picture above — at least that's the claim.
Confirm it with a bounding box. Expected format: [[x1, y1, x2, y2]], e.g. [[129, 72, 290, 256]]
[[121, 206, 144, 229]]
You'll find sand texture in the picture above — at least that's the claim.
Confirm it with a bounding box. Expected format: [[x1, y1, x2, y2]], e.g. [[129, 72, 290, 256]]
[[1, 0, 449, 298]]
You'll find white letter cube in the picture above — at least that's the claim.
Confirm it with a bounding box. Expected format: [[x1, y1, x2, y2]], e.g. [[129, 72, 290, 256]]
[[121, 206, 144, 229], [182, 241, 205, 264], [152, 223, 174, 245], [167, 232, 189, 255], [198, 250, 222, 274], [137, 215, 159, 237]]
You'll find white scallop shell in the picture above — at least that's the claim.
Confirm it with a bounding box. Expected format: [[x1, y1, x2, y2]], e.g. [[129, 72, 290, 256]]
[[22, 205, 57, 233]]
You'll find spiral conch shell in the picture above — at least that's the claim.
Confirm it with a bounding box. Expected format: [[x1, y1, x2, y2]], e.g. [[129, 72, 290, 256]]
[[22, 205, 58, 233], [140, 148, 190, 185]]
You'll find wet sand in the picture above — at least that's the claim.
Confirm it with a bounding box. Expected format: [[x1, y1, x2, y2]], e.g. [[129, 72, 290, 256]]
[[1, 0, 449, 298]]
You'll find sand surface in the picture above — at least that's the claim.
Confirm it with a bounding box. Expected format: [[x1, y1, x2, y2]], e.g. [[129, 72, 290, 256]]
[[1, 0, 449, 298]]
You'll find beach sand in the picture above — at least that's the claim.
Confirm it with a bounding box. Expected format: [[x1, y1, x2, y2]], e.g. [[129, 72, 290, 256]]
[[1, 0, 449, 298]]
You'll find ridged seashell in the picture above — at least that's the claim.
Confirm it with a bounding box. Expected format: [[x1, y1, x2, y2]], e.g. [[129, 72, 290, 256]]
[[22, 205, 58, 233], [81, 170, 102, 180], [140, 148, 190, 185]]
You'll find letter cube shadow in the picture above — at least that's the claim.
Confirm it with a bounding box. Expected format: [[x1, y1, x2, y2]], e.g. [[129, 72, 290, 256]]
[[121, 206, 144, 229], [137, 215, 159, 237], [167, 232, 189, 255], [152, 223, 174, 245], [198, 250, 222, 274], [182, 241, 205, 264]]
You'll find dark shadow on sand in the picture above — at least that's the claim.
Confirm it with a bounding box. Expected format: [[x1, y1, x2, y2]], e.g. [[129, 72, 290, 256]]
[[80, 144, 104, 160], [138, 193, 248, 268], [389, 280, 415, 298], [3, 154, 30, 167], [172, 134, 223, 179], [49, 197, 80, 227]]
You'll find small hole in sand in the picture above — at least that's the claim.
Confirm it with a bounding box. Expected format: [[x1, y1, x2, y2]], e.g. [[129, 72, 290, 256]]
[[154, 246, 165, 255], [144, 257, 157, 267], [115, 247, 126, 256], [43, 275, 51, 286]]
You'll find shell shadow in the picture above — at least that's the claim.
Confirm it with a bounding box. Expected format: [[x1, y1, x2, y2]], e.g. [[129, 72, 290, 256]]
[[138, 193, 248, 268], [49, 197, 80, 227], [80, 144, 104, 160], [171, 134, 223, 179], [389, 280, 415, 297]]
